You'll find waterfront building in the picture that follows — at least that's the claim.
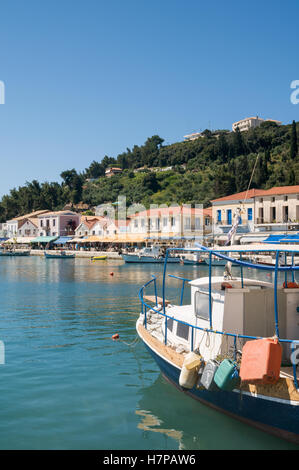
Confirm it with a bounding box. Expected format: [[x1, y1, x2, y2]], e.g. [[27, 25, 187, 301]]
[[211, 185, 299, 244], [75, 216, 108, 238], [232, 116, 282, 132], [128, 205, 212, 242], [6, 210, 50, 239], [37, 211, 80, 237]]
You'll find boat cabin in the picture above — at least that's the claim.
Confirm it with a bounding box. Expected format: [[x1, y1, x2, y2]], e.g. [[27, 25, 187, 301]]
[[162, 276, 299, 364]]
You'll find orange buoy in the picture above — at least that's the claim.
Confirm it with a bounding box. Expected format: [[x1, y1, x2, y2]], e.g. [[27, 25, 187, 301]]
[[112, 334, 119, 340]]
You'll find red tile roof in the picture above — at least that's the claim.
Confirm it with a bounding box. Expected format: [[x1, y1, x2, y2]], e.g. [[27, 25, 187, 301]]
[[129, 206, 212, 218], [211, 186, 299, 203]]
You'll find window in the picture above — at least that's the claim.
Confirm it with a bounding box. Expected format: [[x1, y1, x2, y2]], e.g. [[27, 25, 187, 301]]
[[194, 291, 211, 320], [247, 208, 253, 221], [259, 198, 263, 203], [195, 217, 201, 229], [141, 219, 145, 228], [217, 210, 221, 222], [53, 219, 56, 227], [171, 217, 175, 227], [167, 318, 174, 332], [163, 217, 168, 227], [185, 217, 191, 229], [156, 218, 160, 230], [40, 220, 43, 227], [284, 196, 288, 202], [176, 323, 189, 341], [134, 219, 138, 228], [271, 197, 275, 202]]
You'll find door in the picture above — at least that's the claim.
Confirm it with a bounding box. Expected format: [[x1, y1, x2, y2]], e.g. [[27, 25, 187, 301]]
[[227, 209, 232, 225]]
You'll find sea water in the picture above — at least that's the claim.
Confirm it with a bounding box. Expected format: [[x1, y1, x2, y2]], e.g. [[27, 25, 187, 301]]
[[0, 256, 297, 450]]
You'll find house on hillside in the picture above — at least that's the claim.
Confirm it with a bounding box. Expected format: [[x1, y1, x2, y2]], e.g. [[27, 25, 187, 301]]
[[105, 167, 122, 178]]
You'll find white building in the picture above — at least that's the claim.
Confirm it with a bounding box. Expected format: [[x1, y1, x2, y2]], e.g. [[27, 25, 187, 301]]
[[128, 206, 212, 240], [232, 116, 282, 132], [184, 132, 204, 142], [75, 216, 107, 237]]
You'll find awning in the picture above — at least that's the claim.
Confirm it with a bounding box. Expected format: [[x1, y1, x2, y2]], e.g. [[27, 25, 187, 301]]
[[279, 233, 299, 243], [53, 236, 74, 245], [84, 235, 104, 243], [263, 234, 286, 244], [31, 236, 58, 243], [239, 236, 267, 244], [3, 237, 35, 244], [214, 234, 242, 242], [68, 237, 85, 243]]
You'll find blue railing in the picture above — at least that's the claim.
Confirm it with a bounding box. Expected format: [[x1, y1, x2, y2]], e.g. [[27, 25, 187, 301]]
[[138, 245, 299, 387], [168, 274, 191, 305]]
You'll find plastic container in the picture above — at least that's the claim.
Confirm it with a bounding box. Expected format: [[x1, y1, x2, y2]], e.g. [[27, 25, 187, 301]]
[[239, 338, 282, 385], [199, 360, 219, 391], [179, 352, 202, 389], [214, 359, 240, 391]]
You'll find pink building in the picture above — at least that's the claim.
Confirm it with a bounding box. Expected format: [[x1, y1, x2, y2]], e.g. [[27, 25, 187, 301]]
[[37, 211, 80, 237]]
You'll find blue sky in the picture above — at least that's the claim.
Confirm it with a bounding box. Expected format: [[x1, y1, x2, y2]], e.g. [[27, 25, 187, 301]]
[[0, 0, 298, 197]]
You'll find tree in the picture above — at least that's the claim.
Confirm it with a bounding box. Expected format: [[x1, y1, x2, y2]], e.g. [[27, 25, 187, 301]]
[[233, 127, 246, 157], [290, 120, 298, 160]]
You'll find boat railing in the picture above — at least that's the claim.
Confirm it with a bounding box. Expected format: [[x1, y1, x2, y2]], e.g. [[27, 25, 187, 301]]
[[138, 245, 299, 387], [168, 274, 191, 306]]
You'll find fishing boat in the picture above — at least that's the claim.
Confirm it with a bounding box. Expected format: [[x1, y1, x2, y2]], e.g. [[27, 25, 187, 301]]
[[91, 255, 107, 261], [136, 244, 299, 444], [122, 246, 180, 264], [44, 251, 75, 259]]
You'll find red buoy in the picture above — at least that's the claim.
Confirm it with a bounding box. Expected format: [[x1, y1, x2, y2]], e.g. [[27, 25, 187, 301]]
[[110, 272, 114, 276], [112, 334, 119, 340]]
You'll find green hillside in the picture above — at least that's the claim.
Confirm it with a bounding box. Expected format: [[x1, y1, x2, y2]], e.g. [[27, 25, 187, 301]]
[[0, 120, 298, 222]]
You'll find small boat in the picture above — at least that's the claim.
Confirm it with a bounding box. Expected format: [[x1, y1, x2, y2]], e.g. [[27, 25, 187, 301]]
[[136, 245, 299, 444], [180, 254, 205, 265], [123, 246, 180, 264], [44, 251, 75, 259], [91, 255, 107, 261], [0, 250, 30, 257]]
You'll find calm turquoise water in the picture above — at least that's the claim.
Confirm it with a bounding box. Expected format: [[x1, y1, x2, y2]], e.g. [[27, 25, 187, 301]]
[[0, 256, 298, 450]]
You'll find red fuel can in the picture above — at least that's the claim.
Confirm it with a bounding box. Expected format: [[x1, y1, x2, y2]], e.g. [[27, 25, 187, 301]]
[[240, 338, 282, 385]]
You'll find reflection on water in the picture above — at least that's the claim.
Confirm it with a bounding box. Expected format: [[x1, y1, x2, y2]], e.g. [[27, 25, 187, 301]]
[[136, 410, 184, 449]]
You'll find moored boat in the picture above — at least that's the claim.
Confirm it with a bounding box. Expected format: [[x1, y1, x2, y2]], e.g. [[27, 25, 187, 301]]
[[0, 250, 30, 256], [44, 251, 75, 259], [123, 246, 180, 264], [136, 245, 299, 444], [91, 255, 107, 261]]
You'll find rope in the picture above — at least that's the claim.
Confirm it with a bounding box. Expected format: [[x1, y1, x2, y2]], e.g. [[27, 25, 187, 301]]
[[118, 335, 140, 347], [242, 153, 260, 206]]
